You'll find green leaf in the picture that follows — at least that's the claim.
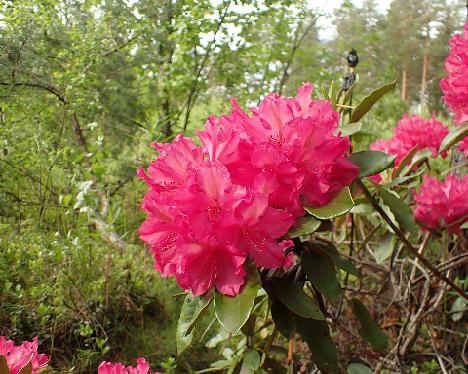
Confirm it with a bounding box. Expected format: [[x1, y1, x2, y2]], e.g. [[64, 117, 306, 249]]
[[400, 149, 431, 176], [308, 242, 359, 276], [271, 301, 296, 339], [269, 278, 324, 320], [240, 349, 261, 373], [176, 293, 212, 355], [349, 80, 397, 123], [349, 151, 396, 178], [393, 144, 419, 177], [347, 363, 373, 374], [214, 265, 260, 333], [303, 250, 341, 305], [0, 356, 9, 374], [439, 124, 468, 154], [450, 297, 467, 322], [376, 185, 415, 232], [296, 317, 338, 374], [351, 299, 388, 352], [338, 77, 359, 108], [338, 122, 362, 137], [371, 234, 395, 264], [305, 187, 354, 220], [286, 216, 321, 238]]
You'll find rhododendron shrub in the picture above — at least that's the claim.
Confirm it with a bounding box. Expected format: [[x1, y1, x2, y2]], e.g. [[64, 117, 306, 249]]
[[440, 22, 468, 125], [0, 336, 48, 374], [370, 114, 448, 167], [138, 83, 358, 296], [98, 358, 161, 374], [413, 175, 468, 234]]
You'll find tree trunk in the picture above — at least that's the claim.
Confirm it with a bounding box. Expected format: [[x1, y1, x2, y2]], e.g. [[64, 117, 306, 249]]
[[420, 34, 429, 106], [401, 68, 407, 101]]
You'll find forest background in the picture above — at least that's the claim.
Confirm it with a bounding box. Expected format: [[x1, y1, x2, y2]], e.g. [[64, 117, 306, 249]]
[[0, 0, 466, 372]]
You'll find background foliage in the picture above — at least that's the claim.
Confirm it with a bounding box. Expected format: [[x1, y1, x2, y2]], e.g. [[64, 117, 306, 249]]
[[0, 0, 466, 372]]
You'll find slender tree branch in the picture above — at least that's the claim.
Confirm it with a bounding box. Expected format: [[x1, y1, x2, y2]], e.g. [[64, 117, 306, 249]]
[[356, 178, 468, 300]]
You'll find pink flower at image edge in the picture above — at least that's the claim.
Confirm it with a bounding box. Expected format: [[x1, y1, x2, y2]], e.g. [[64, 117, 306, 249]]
[[98, 358, 161, 374], [0, 336, 48, 374]]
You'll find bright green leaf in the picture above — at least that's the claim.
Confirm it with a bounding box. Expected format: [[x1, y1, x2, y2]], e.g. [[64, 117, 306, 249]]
[[450, 297, 467, 322], [349, 80, 397, 123], [176, 293, 212, 355], [240, 349, 261, 373], [338, 122, 362, 137], [377, 185, 415, 232], [400, 149, 431, 176], [351, 299, 388, 352], [347, 362, 373, 374], [303, 250, 341, 305], [286, 215, 321, 238], [306, 187, 354, 220], [269, 278, 324, 320], [296, 317, 338, 374], [350, 151, 396, 178], [214, 265, 260, 333], [439, 124, 468, 154], [371, 234, 395, 264], [271, 301, 296, 339]]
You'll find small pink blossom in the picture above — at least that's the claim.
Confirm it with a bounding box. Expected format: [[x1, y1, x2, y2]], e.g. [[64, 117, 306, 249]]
[[0, 336, 48, 374], [413, 175, 468, 234], [458, 137, 468, 155], [440, 22, 468, 125], [98, 358, 161, 374]]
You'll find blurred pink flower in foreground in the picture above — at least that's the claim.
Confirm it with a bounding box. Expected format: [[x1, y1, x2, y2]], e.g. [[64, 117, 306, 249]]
[[98, 358, 161, 374], [413, 175, 468, 234], [440, 22, 468, 125], [138, 83, 358, 296], [0, 336, 48, 374]]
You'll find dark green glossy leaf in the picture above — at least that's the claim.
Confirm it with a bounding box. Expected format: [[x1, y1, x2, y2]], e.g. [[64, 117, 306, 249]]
[[347, 363, 373, 374], [286, 216, 321, 238], [305, 187, 354, 220], [351, 299, 388, 352], [177, 293, 212, 355], [296, 317, 338, 374], [350, 151, 396, 178], [271, 301, 296, 338], [439, 124, 468, 154], [377, 185, 415, 232], [349, 80, 397, 123], [0, 356, 9, 374], [240, 349, 261, 373], [303, 250, 341, 305], [269, 278, 324, 320], [308, 242, 359, 276], [214, 265, 260, 333]]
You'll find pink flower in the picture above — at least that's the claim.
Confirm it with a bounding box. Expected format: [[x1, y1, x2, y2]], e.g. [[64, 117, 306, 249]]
[[458, 137, 468, 155], [138, 83, 357, 296], [440, 22, 468, 125], [0, 336, 48, 374], [413, 175, 468, 234], [371, 114, 448, 167], [98, 358, 161, 374]]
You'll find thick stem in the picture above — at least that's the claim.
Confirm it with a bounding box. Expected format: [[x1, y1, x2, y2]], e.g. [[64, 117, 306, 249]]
[[356, 179, 467, 300]]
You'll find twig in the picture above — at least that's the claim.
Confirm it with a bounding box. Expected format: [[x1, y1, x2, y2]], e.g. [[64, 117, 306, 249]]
[[356, 179, 468, 300]]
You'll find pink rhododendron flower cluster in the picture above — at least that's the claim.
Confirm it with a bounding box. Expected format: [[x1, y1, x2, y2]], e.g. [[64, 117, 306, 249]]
[[413, 175, 468, 234], [98, 358, 161, 374], [0, 336, 48, 374], [138, 83, 358, 296], [440, 22, 468, 125], [370, 114, 448, 167]]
